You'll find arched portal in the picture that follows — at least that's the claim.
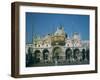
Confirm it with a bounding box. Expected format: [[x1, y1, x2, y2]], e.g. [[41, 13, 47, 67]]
[[65, 48, 72, 62], [34, 50, 41, 63], [43, 49, 49, 63], [73, 48, 80, 61], [52, 47, 62, 63]]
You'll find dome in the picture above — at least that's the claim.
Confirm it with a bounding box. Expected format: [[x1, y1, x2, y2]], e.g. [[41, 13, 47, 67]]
[[72, 32, 80, 40], [54, 26, 65, 36]]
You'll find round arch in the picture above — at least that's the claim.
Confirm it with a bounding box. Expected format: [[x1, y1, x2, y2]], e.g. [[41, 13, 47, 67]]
[[52, 47, 62, 63], [42, 49, 49, 62], [73, 48, 80, 60], [65, 48, 72, 61], [34, 50, 41, 63]]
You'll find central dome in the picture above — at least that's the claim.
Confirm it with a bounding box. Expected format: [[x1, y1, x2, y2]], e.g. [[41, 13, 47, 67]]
[[51, 26, 67, 46], [54, 26, 65, 36]]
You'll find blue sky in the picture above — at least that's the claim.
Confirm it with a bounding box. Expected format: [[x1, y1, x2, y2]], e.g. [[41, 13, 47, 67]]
[[26, 12, 89, 43]]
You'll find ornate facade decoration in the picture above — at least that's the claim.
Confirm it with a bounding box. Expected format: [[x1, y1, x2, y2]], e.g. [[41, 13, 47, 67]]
[[26, 26, 89, 67]]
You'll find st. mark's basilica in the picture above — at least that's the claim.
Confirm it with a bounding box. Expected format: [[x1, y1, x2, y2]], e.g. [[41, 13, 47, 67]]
[[26, 26, 89, 67]]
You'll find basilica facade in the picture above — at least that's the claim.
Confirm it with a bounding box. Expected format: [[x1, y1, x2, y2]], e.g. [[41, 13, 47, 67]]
[[26, 26, 89, 67]]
